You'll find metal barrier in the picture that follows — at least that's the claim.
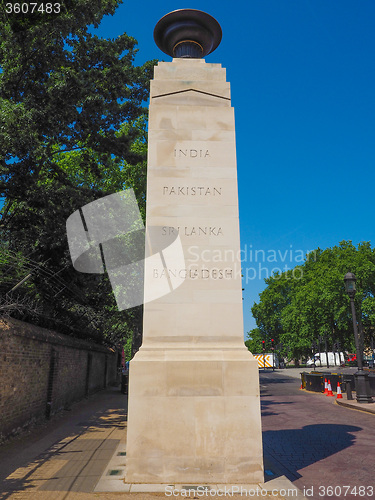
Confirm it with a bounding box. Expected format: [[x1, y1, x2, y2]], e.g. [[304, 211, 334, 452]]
[[368, 374, 375, 395], [302, 372, 325, 392], [300, 371, 375, 399], [343, 378, 353, 400], [301, 372, 344, 393], [121, 372, 129, 394]]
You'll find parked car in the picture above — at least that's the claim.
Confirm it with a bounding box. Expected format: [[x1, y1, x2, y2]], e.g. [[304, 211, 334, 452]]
[[346, 353, 357, 367]]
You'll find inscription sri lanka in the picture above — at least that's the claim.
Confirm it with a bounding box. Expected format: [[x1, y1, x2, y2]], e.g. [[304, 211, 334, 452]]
[[153, 268, 233, 280], [162, 226, 223, 236], [174, 148, 210, 158], [163, 186, 221, 196]]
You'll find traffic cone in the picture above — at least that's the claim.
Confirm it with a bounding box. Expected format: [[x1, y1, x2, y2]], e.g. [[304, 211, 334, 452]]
[[324, 378, 328, 395], [326, 379, 334, 397], [336, 382, 343, 399]]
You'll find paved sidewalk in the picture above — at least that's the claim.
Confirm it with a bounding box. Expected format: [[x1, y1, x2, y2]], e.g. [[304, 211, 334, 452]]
[[0, 386, 303, 500], [0, 387, 127, 499], [336, 398, 375, 414]]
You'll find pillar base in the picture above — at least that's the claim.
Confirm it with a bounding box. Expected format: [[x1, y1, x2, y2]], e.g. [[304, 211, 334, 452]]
[[126, 346, 264, 484], [354, 371, 374, 404]]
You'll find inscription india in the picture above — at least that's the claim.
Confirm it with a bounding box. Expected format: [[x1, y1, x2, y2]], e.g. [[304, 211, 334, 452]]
[[174, 148, 210, 158]]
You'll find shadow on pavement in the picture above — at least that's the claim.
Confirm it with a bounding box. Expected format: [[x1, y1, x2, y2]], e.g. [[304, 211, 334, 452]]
[[263, 423, 361, 481], [260, 375, 298, 384]]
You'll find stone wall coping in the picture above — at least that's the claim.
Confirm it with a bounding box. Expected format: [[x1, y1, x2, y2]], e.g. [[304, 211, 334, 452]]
[[0, 318, 115, 354]]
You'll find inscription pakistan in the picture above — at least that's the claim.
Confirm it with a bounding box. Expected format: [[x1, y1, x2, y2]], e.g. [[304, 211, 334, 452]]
[[163, 186, 221, 196]]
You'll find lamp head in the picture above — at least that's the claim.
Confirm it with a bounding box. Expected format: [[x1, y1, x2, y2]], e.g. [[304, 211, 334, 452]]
[[344, 272, 357, 298], [154, 9, 222, 59]]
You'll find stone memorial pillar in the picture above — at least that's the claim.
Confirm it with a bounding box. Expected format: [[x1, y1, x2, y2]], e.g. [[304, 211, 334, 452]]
[[126, 9, 263, 484]]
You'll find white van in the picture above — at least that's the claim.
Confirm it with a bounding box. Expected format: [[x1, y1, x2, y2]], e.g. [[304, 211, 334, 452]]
[[306, 351, 345, 367]]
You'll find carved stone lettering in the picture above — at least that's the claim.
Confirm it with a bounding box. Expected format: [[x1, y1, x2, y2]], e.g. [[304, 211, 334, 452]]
[[162, 226, 223, 236], [163, 186, 222, 196], [152, 268, 233, 279], [174, 148, 211, 158]]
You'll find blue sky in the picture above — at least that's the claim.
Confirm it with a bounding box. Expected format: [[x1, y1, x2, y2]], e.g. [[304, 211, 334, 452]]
[[91, 0, 375, 336]]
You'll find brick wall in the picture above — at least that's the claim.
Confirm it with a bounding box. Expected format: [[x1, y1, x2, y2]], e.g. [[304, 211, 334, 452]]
[[0, 318, 120, 442]]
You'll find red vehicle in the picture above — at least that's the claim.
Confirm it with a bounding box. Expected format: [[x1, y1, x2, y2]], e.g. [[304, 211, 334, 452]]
[[347, 354, 357, 362]]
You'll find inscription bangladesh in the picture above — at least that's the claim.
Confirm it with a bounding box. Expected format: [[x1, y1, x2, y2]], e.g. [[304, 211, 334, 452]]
[[162, 226, 223, 236], [163, 186, 222, 196], [153, 268, 234, 280]]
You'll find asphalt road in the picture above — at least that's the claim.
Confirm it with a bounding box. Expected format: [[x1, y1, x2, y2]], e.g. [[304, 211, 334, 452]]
[[260, 370, 375, 500]]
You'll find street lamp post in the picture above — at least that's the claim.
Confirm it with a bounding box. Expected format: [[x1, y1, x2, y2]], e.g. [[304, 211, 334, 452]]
[[325, 334, 329, 368], [317, 337, 322, 367], [344, 272, 373, 403], [262, 339, 266, 371], [276, 342, 284, 368], [311, 341, 317, 370], [333, 340, 338, 366]]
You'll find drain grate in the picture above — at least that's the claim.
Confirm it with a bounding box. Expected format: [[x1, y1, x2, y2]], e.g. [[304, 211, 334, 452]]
[[182, 486, 211, 491], [108, 469, 123, 476], [265, 469, 276, 477]]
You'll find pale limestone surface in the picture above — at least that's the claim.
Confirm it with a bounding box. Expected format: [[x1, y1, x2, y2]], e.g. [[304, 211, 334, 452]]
[[126, 59, 263, 484]]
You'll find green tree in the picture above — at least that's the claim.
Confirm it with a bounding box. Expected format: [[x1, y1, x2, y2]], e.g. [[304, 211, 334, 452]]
[[245, 327, 264, 354], [249, 241, 375, 363], [0, 0, 156, 347]]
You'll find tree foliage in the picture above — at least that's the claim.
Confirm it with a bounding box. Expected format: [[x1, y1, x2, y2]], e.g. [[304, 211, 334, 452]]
[[245, 327, 264, 354], [0, 0, 156, 347], [248, 241, 375, 362]]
